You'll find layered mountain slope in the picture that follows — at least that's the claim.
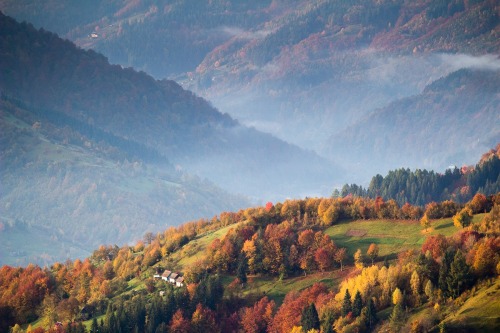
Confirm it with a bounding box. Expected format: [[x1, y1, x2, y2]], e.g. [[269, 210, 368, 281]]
[[0, 13, 341, 201], [324, 68, 500, 175], [1, 1, 499, 180], [0, 98, 247, 266]]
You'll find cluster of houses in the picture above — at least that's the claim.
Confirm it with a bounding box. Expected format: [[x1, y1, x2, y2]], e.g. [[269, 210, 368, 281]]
[[154, 269, 184, 287]]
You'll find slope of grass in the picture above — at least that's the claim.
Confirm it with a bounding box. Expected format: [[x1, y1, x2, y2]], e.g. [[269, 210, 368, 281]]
[[241, 270, 344, 305], [168, 222, 245, 270], [324, 216, 483, 261], [441, 278, 500, 333]]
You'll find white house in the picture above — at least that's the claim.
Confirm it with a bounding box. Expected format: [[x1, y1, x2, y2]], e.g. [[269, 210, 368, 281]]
[[169, 272, 178, 284], [175, 276, 184, 287], [161, 270, 172, 281]]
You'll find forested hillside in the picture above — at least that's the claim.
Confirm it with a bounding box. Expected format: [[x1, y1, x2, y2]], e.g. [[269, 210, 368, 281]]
[[339, 144, 500, 206], [1, 187, 499, 332], [0, 12, 340, 200], [325, 68, 500, 176], [2, 0, 498, 179], [0, 96, 248, 266]]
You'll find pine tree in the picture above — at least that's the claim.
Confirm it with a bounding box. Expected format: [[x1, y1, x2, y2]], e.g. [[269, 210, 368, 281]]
[[341, 289, 352, 317], [447, 250, 474, 298], [236, 253, 248, 284], [352, 290, 363, 317], [366, 298, 378, 329], [321, 309, 335, 333], [389, 303, 405, 332], [301, 303, 320, 332], [90, 317, 98, 333]]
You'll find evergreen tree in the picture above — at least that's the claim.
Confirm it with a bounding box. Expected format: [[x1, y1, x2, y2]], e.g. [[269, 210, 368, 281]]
[[447, 250, 474, 298], [366, 298, 377, 329], [341, 289, 352, 317], [236, 253, 248, 284], [300, 303, 320, 332], [321, 309, 335, 333], [438, 250, 454, 295], [352, 290, 363, 317], [389, 303, 405, 332], [90, 317, 98, 333]]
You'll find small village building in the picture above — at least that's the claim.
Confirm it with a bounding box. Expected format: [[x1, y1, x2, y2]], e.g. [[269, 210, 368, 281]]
[[169, 272, 178, 284], [161, 270, 172, 281], [175, 276, 184, 287]]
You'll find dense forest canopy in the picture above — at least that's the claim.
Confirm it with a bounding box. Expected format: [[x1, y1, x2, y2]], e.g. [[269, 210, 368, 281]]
[[338, 145, 500, 206]]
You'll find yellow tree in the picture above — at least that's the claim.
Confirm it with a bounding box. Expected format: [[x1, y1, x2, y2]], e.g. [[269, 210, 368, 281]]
[[420, 214, 431, 232], [453, 207, 473, 229], [392, 287, 403, 306], [354, 249, 364, 269]]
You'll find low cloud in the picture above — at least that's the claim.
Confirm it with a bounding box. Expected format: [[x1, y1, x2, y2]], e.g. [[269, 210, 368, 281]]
[[218, 26, 271, 40], [439, 53, 500, 71]]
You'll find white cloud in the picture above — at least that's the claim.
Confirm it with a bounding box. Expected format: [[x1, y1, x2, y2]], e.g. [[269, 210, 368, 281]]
[[439, 53, 500, 71]]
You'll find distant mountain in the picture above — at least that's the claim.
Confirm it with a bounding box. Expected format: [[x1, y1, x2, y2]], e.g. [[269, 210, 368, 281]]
[[0, 12, 341, 200], [0, 97, 247, 266], [324, 68, 500, 176], [0, 12, 342, 265], [2, 0, 496, 181]]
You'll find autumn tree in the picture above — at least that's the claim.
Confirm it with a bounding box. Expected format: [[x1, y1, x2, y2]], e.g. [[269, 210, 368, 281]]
[[354, 248, 364, 269], [169, 310, 191, 333], [424, 280, 434, 302], [471, 240, 498, 276], [191, 304, 219, 333], [467, 193, 488, 214], [420, 214, 431, 232], [240, 296, 275, 333], [453, 207, 473, 229], [334, 248, 347, 271], [392, 288, 403, 306], [410, 271, 421, 305], [366, 243, 379, 265], [479, 203, 500, 236]]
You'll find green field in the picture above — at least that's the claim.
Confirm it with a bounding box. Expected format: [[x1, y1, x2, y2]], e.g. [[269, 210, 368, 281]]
[[324, 215, 483, 261], [171, 222, 245, 269], [241, 271, 342, 305]]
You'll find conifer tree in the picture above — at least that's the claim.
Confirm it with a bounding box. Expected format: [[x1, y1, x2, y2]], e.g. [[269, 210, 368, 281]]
[[447, 250, 474, 298], [352, 290, 363, 317], [389, 303, 405, 332], [341, 289, 352, 317], [90, 317, 98, 333], [301, 303, 320, 332], [366, 298, 378, 329], [236, 253, 248, 284], [321, 309, 335, 333]]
